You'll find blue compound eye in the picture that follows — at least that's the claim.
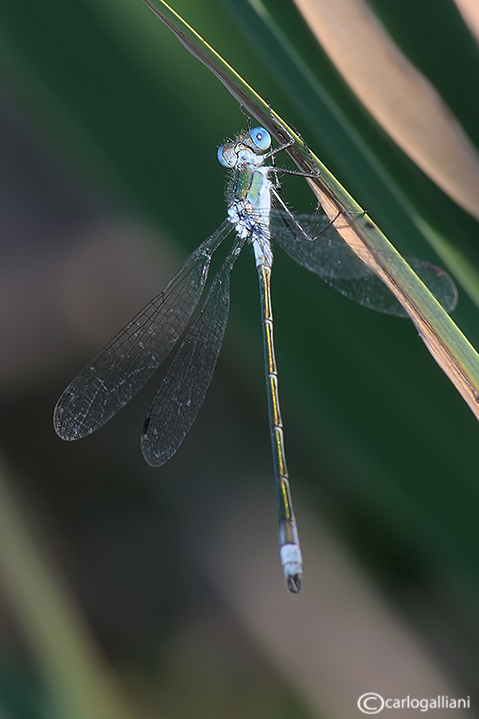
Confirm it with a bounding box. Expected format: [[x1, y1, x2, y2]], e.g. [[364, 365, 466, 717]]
[[217, 144, 231, 167], [249, 127, 271, 151]]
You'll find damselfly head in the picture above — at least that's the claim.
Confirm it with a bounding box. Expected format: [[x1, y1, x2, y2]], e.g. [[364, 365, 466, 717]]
[[218, 127, 271, 169]]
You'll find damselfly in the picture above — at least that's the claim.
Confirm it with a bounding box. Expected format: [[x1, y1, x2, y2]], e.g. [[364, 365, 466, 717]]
[[54, 126, 457, 593]]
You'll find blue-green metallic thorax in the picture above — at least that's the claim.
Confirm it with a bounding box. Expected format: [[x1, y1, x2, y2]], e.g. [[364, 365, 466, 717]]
[[231, 164, 268, 208]]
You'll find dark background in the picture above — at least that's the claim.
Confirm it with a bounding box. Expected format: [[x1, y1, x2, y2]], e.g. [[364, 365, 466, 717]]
[[0, 0, 478, 716]]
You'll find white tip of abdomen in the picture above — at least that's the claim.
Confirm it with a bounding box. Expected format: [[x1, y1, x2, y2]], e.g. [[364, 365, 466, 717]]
[[280, 543, 303, 593]]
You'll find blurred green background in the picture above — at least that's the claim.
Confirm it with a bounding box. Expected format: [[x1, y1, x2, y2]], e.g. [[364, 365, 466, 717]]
[[0, 0, 478, 716]]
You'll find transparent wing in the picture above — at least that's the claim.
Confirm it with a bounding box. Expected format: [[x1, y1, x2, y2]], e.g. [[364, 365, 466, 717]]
[[271, 212, 458, 317], [141, 237, 246, 467], [54, 220, 233, 440]]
